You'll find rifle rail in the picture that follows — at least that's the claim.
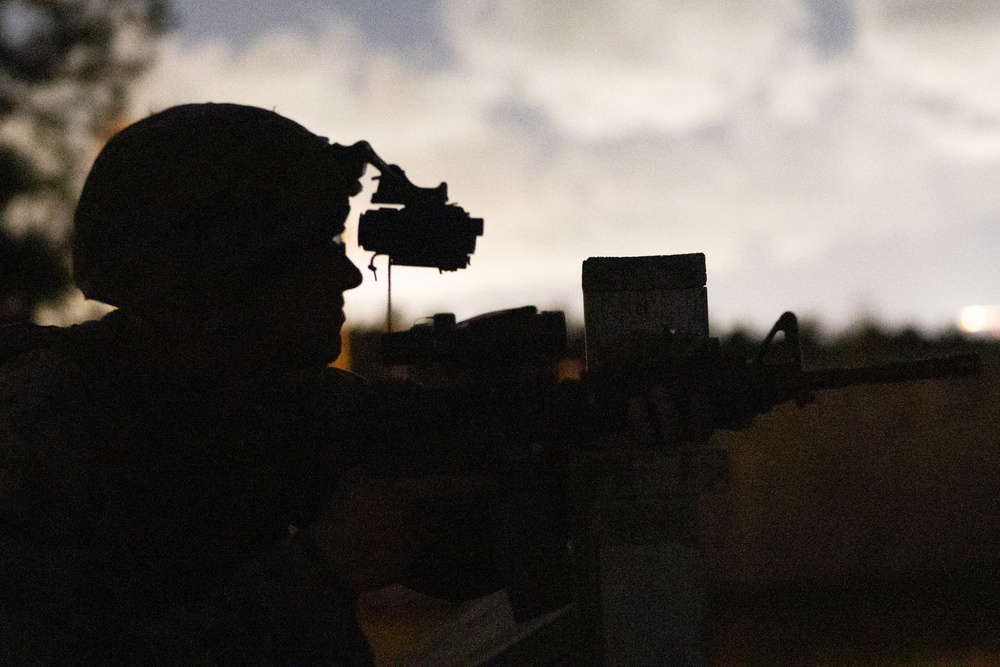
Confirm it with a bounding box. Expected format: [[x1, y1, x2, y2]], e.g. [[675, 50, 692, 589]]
[[803, 353, 981, 392]]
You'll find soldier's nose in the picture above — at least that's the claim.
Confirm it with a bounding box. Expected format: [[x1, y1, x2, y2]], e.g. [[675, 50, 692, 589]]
[[338, 257, 363, 290]]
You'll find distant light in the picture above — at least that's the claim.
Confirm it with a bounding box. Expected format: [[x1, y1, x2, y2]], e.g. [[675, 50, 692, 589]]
[[960, 306, 988, 332], [959, 305, 1000, 335]]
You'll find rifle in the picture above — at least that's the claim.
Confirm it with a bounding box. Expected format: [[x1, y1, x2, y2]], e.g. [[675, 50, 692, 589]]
[[380, 304, 980, 443], [370, 255, 981, 665], [578, 255, 980, 441], [584, 311, 979, 443]]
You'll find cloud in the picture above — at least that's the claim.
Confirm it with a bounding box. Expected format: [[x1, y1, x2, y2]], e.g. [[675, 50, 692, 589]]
[[804, 0, 857, 59], [446, 0, 804, 138], [709, 215, 1000, 332], [125, 0, 1000, 330], [862, 1, 1000, 158], [172, 0, 453, 68]]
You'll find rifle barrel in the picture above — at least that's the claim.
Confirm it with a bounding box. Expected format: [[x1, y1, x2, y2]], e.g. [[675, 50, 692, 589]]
[[803, 353, 981, 391]]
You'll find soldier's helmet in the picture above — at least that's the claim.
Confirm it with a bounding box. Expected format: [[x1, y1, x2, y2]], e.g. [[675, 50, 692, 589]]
[[72, 103, 365, 312]]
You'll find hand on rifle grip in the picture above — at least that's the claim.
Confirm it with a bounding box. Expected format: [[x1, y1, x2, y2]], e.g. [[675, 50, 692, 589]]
[[627, 386, 715, 446], [628, 385, 681, 445]]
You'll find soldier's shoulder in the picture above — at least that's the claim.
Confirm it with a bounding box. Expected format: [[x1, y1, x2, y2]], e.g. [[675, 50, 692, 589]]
[[295, 366, 370, 424], [0, 324, 84, 405], [319, 366, 369, 396], [0, 324, 97, 523], [0, 318, 121, 433]]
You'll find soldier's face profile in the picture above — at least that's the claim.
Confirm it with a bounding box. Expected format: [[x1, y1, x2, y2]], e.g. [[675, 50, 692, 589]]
[[255, 234, 363, 367]]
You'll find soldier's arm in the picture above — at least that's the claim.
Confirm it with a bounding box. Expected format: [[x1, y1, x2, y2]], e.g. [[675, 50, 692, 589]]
[[0, 347, 96, 653]]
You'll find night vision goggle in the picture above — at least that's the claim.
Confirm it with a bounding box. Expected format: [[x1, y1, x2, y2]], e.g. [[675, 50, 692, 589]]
[[333, 141, 484, 273]]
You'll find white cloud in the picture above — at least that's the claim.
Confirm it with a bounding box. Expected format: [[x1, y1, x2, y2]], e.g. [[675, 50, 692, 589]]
[[123, 0, 1000, 331], [861, 1, 1000, 159], [447, 0, 803, 137]]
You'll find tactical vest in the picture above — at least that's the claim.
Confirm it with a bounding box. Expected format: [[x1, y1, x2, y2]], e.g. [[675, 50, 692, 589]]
[[0, 316, 374, 664]]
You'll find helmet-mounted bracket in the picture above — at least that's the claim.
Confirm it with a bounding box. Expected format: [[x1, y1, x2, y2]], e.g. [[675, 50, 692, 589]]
[[337, 141, 484, 330]]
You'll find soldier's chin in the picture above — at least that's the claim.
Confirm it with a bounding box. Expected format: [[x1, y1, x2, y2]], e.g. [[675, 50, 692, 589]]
[[274, 338, 340, 371], [321, 339, 344, 368], [328, 344, 344, 367]]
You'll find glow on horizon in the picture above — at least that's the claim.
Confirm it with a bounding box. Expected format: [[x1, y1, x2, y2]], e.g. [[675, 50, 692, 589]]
[[959, 305, 1000, 337]]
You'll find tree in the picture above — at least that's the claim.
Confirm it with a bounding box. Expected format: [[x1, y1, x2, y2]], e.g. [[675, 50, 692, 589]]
[[0, 0, 170, 323]]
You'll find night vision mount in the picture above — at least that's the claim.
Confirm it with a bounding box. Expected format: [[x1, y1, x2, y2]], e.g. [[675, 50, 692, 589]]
[[335, 141, 484, 273]]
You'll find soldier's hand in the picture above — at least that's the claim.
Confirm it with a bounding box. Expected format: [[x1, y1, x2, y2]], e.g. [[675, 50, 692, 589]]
[[311, 475, 423, 593], [311, 474, 497, 595], [627, 386, 715, 445], [627, 385, 682, 444]]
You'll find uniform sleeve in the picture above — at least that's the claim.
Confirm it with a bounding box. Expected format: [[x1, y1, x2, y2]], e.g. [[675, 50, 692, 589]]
[[0, 347, 91, 534], [0, 347, 98, 650]]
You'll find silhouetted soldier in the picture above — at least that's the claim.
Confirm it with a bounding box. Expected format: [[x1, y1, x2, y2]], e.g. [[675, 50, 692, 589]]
[[0, 103, 400, 663]]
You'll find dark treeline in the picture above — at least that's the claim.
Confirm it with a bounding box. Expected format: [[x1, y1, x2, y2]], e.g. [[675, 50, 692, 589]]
[[0, 0, 169, 324], [718, 318, 983, 367]]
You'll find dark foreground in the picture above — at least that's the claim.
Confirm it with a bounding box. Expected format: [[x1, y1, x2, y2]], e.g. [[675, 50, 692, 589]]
[[360, 571, 1000, 666], [709, 573, 1000, 666]]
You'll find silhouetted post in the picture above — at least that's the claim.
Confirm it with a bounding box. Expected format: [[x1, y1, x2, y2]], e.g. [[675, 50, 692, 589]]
[[572, 254, 725, 666]]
